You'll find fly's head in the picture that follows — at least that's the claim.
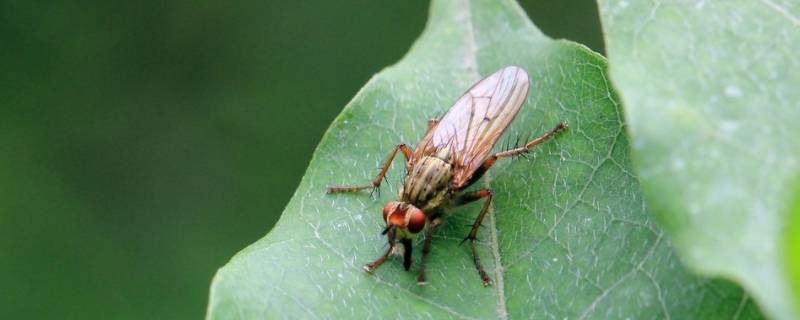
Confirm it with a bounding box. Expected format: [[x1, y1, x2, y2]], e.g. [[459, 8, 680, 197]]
[[382, 201, 426, 240]]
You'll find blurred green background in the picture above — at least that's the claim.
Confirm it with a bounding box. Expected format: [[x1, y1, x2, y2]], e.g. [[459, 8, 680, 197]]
[[0, 1, 601, 318]]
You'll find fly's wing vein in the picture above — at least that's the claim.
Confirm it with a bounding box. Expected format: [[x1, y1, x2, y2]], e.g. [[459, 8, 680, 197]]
[[411, 66, 530, 188]]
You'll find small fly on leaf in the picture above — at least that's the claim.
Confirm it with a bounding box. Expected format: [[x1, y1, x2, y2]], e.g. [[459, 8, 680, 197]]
[[328, 66, 567, 286]]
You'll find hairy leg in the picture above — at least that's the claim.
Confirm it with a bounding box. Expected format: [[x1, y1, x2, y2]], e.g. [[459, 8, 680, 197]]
[[327, 143, 412, 196], [454, 189, 494, 286]]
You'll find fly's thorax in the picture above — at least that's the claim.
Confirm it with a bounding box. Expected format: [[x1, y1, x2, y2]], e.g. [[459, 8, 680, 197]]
[[400, 155, 453, 211]]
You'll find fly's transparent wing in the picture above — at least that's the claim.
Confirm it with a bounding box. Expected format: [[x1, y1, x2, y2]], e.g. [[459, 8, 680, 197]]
[[413, 66, 530, 188]]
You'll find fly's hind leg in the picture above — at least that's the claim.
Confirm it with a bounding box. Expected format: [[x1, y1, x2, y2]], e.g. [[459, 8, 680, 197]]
[[493, 121, 567, 159], [454, 189, 494, 286], [458, 121, 567, 190], [327, 143, 412, 196]]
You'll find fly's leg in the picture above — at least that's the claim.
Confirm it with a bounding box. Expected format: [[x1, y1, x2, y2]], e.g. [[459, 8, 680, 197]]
[[454, 189, 494, 286], [458, 122, 567, 190], [400, 239, 413, 271], [417, 218, 442, 285], [493, 121, 567, 159], [328, 118, 437, 195], [446, 122, 566, 284], [327, 143, 412, 196], [364, 243, 394, 272], [364, 226, 397, 272]]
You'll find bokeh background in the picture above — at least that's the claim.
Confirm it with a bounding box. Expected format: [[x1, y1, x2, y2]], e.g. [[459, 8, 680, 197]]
[[0, 1, 602, 318]]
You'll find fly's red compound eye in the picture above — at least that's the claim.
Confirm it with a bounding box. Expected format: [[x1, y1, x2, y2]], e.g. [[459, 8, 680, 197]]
[[406, 207, 426, 233], [384, 201, 409, 228], [383, 201, 401, 223]]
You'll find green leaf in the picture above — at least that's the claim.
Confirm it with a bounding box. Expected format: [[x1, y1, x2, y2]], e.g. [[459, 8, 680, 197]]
[[597, 0, 800, 319], [788, 182, 800, 312], [207, 0, 761, 318]]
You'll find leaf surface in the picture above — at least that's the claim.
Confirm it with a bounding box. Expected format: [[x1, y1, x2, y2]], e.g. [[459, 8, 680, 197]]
[[207, 0, 762, 318], [597, 0, 800, 319]]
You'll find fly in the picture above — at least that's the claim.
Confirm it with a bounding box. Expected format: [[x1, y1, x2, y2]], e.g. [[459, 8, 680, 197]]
[[328, 66, 567, 286]]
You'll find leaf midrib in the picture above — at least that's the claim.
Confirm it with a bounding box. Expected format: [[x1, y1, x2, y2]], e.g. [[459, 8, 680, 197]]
[[455, 1, 511, 319]]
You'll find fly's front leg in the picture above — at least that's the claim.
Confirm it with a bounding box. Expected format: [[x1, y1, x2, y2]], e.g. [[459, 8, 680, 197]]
[[454, 189, 494, 286], [364, 243, 395, 273], [417, 218, 442, 285], [493, 121, 567, 159], [327, 143, 412, 196], [364, 226, 397, 272]]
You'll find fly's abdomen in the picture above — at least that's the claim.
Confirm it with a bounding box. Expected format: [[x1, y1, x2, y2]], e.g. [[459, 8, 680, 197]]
[[401, 156, 452, 210]]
